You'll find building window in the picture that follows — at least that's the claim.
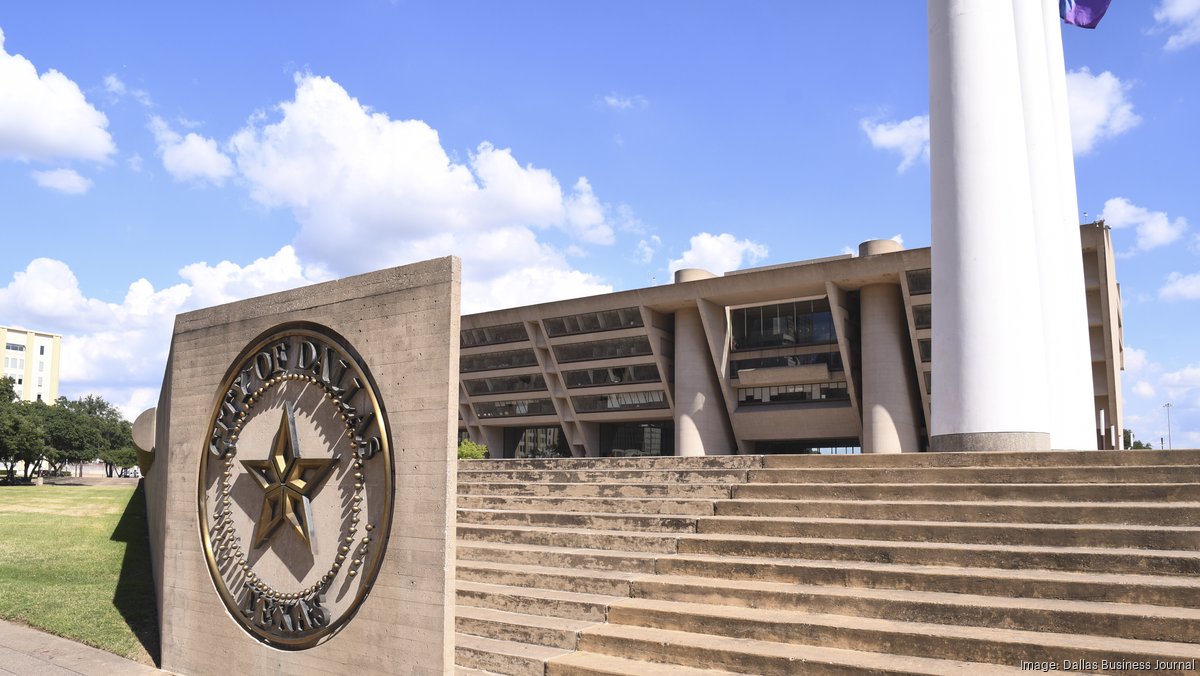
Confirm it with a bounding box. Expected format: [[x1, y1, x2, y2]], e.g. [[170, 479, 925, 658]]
[[906, 269, 932, 295], [731, 351, 843, 377], [473, 398, 557, 418], [918, 339, 932, 363], [572, 390, 669, 413], [737, 381, 849, 406], [553, 336, 653, 363], [563, 364, 660, 389], [503, 426, 571, 459], [912, 304, 931, 330], [463, 373, 547, 396], [756, 439, 861, 455], [37, 377, 44, 388], [5, 343, 24, 352], [460, 348, 539, 373], [924, 371, 932, 395], [730, 299, 835, 352], [601, 422, 673, 457], [543, 307, 643, 337], [461, 322, 528, 348], [38, 361, 44, 372], [39, 346, 45, 355]]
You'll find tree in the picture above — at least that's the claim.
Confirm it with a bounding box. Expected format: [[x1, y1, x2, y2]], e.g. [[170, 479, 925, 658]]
[[0, 385, 47, 482], [1123, 428, 1154, 450], [458, 439, 489, 460], [63, 395, 133, 477], [99, 446, 138, 473]]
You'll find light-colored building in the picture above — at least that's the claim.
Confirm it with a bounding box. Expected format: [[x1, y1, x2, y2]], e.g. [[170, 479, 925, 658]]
[[0, 326, 61, 403], [457, 223, 1123, 458]]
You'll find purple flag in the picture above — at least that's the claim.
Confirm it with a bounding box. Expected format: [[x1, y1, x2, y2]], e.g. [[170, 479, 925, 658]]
[[1060, 0, 1112, 29]]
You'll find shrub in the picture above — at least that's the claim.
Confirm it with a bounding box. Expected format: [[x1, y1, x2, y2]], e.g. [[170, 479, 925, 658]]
[[457, 439, 489, 460]]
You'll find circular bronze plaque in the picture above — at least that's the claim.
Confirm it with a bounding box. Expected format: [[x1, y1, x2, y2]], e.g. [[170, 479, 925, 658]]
[[198, 323, 393, 649]]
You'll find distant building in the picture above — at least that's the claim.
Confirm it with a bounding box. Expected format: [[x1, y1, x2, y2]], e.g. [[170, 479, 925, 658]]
[[0, 326, 61, 403], [457, 223, 1124, 458]]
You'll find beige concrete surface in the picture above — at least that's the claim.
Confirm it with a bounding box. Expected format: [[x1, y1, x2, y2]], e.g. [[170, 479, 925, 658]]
[[0, 619, 167, 676]]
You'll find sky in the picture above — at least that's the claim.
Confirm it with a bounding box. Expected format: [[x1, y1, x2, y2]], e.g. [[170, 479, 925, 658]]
[[1, 2, 1198, 448]]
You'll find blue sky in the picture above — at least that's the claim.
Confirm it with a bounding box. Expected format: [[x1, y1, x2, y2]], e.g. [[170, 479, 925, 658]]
[[0, 2, 1198, 447]]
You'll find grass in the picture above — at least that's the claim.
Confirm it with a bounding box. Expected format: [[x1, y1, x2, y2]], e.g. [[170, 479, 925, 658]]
[[0, 483, 158, 665]]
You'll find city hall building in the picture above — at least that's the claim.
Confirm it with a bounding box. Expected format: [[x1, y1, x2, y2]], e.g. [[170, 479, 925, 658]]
[[457, 223, 1123, 458]]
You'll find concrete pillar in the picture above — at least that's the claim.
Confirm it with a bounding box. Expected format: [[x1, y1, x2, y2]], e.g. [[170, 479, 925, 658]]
[[674, 305, 734, 456], [859, 241, 920, 453], [928, 0, 1051, 451], [1022, 0, 1097, 450]]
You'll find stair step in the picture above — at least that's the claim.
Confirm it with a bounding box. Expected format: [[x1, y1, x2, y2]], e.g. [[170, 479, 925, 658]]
[[676, 532, 1200, 576], [459, 508, 699, 533], [460, 468, 750, 484], [458, 560, 639, 597], [761, 449, 1200, 469], [457, 579, 623, 622], [458, 523, 680, 553], [456, 605, 595, 650], [655, 553, 1200, 607], [459, 494, 716, 516], [576, 623, 1032, 675], [459, 482, 733, 499], [468, 456, 760, 471], [733, 481, 1200, 502], [604, 597, 1200, 669], [696, 515, 1200, 550], [714, 498, 1200, 526], [630, 573, 1200, 643], [548, 651, 742, 675], [458, 540, 659, 573], [456, 632, 571, 676], [749, 465, 1196, 484]]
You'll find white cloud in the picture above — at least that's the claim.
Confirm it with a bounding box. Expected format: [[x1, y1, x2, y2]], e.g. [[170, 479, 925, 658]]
[[31, 168, 92, 194], [0, 27, 115, 162], [0, 248, 320, 415], [1065, 68, 1140, 155], [1162, 365, 1200, 391], [1155, 0, 1200, 51], [1100, 197, 1187, 252], [1133, 380, 1157, 398], [668, 232, 768, 275], [103, 74, 152, 107], [149, 116, 234, 184], [635, 235, 662, 264], [1124, 346, 1151, 374], [1160, 271, 1200, 301], [227, 73, 618, 282], [602, 94, 648, 111], [860, 115, 929, 172]]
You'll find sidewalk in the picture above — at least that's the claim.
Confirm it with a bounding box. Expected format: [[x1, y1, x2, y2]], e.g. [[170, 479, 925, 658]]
[[0, 619, 167, 675]]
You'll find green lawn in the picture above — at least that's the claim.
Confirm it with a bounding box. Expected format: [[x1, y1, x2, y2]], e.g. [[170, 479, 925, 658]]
[[0, 483, 157, 665]]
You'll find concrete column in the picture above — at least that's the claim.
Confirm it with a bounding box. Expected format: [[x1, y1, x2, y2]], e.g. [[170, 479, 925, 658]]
[[674, 304, 734, 456], [859, 242, 921, 453], [928, 0, 1051, 451], [1025, 0, 1097, 450]]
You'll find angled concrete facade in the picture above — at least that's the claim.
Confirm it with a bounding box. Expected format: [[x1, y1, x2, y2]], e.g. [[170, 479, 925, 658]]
[[458, 226, 1124, 457]]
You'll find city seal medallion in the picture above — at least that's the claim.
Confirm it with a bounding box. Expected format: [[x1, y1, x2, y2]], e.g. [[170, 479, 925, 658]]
[[198, 322, 393, 649]]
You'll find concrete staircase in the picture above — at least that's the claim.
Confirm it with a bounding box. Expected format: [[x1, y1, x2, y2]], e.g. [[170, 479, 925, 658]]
[[453, 450, 1200, 675]]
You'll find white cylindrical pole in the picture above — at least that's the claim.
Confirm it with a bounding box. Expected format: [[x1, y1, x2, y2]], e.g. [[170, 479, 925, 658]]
[[1035, 0, 1099, 450], [928, 0, 1051, 451]]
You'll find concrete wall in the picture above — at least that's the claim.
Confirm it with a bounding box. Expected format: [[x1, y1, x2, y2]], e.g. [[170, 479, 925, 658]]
[[148, 258, 459, 675]]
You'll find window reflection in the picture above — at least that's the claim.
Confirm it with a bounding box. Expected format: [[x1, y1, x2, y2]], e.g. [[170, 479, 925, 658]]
[[473, 398, 557, 418], [572, 390, 669, 413], [907, 269, 932, 295], [463, 373, 547, 396], [553, 336, 653, 363], [544, 307, 643, 337], [461, 322, 528, 348], [460, 348, 539, 373], [730, 298, 835, 352], [563, 364, 660, 388], [737, 381, 849, 406]]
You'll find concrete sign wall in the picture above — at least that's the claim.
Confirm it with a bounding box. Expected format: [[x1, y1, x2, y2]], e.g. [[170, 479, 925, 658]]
[[137, 257, 459, 675]]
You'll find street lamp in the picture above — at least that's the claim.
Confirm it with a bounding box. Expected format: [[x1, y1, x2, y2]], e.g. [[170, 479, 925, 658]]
[[1164, 403, 1173, 450]]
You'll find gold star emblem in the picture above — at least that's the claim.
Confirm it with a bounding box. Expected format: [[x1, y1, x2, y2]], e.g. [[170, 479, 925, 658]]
[[241, 402, 339, 549]]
